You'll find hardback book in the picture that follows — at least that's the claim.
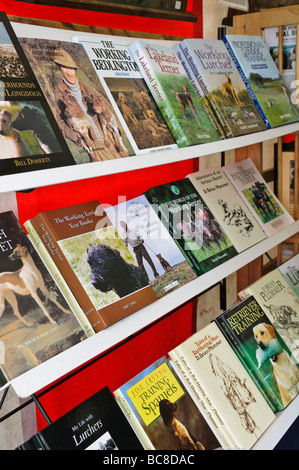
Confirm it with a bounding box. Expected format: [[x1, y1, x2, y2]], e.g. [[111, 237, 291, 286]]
[[25, 200, 157, 333], [72, 36, 178, 155], [173, 44, 226, 141], [187, 167, 266, 253], [114, 356, 222, 450], [222, 158, 294, 237], [238, 268, 299, 364], [105, 194, 197, 298], [16, 387, 143, 450], [18, 36, 135, 165], [0, 12, 76, 176], [145, 178, 238, 277], [278, 253, 299, 298], [178, 38, 268, 138], [222, 35, 299, 128], [169, 322, 276, 450], [128, 40, 221, 147], [0, 211, 87, 388], [215, 296, 298, 412]]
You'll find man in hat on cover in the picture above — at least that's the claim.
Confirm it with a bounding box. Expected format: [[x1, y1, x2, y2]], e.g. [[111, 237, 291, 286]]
[[53, 48, 128, 162]]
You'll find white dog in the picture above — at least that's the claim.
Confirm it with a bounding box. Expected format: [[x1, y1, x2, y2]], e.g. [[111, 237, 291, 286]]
[[0, 109, 30, 159]]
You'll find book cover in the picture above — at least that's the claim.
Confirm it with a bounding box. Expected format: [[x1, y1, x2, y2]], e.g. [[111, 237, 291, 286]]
[[238, 268, 299, 365], [0, 12, 76, 176], [179, 38, 268, 138], [169, 322, 276, 450], [173, 44, 226, 141], [187, 167, 266, 253], [105, 194, 197, 298], [29, 201, 157, 333], [215, 296, 297, 412], [279, 253, 299, 298], [73, 36, 178, 155], [0, 211, 86, 387], [128, 40, 221, 147], [223, 35, 299, 128], [114, 356, 221, 450], [222, 158, 294, 237], [19, 36, 134, 165], [17, 387, 143, 450], [145, 178, 238, 277]]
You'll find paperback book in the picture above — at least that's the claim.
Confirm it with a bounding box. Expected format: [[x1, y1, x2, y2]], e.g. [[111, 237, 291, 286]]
[[215, 296, 299, 411], [222, 158, 294, 237], [145, 178, 238, 277], [73, 36, 178, 154], [187, 168, 266, 253], [238, 268, 299, 364], [278, 253, 299, 298], [128, 40, 221, 147], [0, 211, 86, 388], [179, 38, 268, 138], [169, 322, 276, 450], [19, 36, 134, 165], [223, 35, 299, 128], [105, 194, 197, 298], [0, 12, 76, 176], [114, 356, 222, 450], [17, 387, 143, 450], [26, 200, 157, 333]]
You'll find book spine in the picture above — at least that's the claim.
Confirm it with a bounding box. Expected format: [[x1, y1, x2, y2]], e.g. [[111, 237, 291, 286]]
[[180, 42, 234, 139], [174, 44, 226, 141], [29, 214, 108, 333], [25, 221, 94, 338], [129, 41, 190, 148], [222, 37, 271, 129], [113, 389, 154, 450], [168, 349, 238, 449], [215, 316, 283, 413]]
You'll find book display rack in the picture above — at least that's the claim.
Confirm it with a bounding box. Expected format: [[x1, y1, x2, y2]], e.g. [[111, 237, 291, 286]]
[[0, 4, 299, 451]]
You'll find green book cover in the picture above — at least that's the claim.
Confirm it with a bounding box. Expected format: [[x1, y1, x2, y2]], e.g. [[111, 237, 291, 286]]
[[215, 296, 299, 411], [145, 178, 237, 277]]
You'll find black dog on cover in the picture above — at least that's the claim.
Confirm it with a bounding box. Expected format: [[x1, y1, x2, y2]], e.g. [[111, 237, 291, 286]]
[[87, 243, 148, 298]]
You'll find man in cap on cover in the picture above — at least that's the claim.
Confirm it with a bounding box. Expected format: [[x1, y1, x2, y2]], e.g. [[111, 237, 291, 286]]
[[53, 48, 128, 162]]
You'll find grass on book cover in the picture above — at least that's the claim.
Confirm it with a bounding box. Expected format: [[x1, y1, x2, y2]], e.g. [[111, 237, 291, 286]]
[[58, 225, 148, 309], [242, 181, 285, 225]]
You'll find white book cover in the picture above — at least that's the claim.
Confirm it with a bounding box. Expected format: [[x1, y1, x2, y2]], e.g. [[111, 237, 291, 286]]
[[223, 158, 294, 237], [279, 253, 299, 298]]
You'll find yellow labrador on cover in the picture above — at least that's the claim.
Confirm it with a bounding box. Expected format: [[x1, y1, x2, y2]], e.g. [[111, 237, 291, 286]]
[[253, 323, 299, 407]]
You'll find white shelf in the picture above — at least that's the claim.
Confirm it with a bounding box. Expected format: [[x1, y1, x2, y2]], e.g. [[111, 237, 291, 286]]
[[5, 219, 299, 399], [2, 122, 299, 194]]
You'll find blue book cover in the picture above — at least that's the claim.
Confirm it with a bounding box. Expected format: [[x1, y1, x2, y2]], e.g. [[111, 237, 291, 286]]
[[223, 35, 299, 128]]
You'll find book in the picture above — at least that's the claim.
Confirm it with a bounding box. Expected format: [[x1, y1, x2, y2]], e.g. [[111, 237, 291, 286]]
[[18, 36, 135, 165], [72, 36, 178, 154], [16, 387, 143, 450], [0, 211, 87, 388], [222, 35, 299, 128], [0, 12, 76, 176], [178, 38, 268, 138], [128, 40, 221, 147], [222, 158, 294, 237], [26, 200, 157, 333], [238, 268, 299, 364], [279, 253, 299, 298], [187, 167, 266, 253], [145, 178, 238, 277], [215, 296, 297, 412], [173, 44, 226, 141], [105, 194, 197, 298], [169, 322, 276, 449], [114, 356, 222, 450]]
